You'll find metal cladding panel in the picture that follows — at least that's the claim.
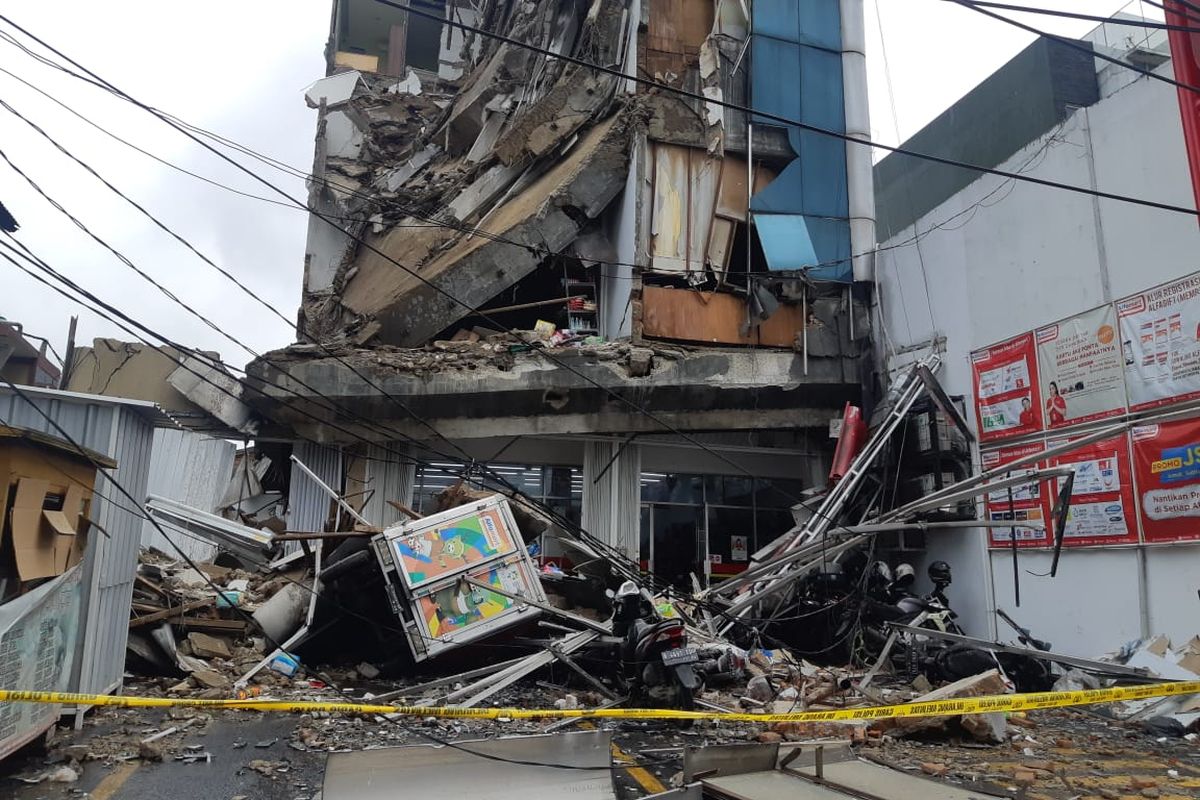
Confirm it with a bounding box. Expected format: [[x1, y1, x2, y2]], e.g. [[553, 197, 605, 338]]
[[81, 406, 154, 695], [361, 443, 415, 528], [141, 428, 235, 561], [0, 390, 115, 453], [752, 212, 851, 281], [581, 441, 641, 559], [0, 390, 156, 697], [323, 730, 615, 800], [749, 0, 851, 280], [753, 0, 841, 49], [287, 442, 343, 550]]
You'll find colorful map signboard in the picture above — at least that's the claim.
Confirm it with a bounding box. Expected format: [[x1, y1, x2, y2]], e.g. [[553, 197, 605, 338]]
[[1131, 417, 1200, 544], [1036, 305, 1127, 429], [1047, 434, 1139, 547], [390, 503, 519, 590], [971, 332, 1042, 443], [983, 443, 1052, 548], [414, 556, 539, 641], [1118, 272, 1200, 412]]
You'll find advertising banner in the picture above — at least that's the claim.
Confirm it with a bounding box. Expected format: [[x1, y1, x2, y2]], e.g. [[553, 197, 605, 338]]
[[972, 333, 1042, 443], [1036, 305, 1127, 429], [1131, 417, 1200, 543], [415, 556, 538, 640], [0, 566, 83, 760], [1118, 272, 1200, 411], [391, 505, 519, 590], [1048, 434, 1139, 547], [982, 443, 1051, 548]]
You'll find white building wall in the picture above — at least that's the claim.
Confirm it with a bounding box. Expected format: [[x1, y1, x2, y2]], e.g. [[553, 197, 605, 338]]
[[875, 63, 1200, 654]]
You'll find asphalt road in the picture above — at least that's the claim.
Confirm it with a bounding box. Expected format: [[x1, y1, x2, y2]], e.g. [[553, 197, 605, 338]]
[[0, 715, 325, 800]]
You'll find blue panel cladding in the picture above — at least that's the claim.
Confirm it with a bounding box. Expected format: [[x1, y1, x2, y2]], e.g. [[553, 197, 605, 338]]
[[749, 0, 851, 280], [753, 213, 852, 282], [753, 0, 840, 49]]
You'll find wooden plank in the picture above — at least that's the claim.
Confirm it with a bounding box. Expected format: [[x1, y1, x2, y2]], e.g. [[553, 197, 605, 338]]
[[128, 598, 213, 628], [641, 286, 805, 347], [175, 617, 247, 633], [647, 0, 714, 54], [387, 20, 408, 77]]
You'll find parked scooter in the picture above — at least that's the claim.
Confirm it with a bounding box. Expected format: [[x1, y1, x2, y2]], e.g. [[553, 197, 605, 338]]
[[609, 580, 703, 710]]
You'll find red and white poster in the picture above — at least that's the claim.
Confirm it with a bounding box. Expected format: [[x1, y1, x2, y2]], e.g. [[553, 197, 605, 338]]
[[1036, 305, 1127, 429], [1047, 434, 1139, 547], [1131, 416, 1200, 544], [1117, 272, 1200, 412], [982, 443, 1052, 548], [971, 332, 1042, 443]]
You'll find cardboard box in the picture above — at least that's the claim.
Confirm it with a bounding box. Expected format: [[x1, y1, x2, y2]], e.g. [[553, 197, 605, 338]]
[[0, 426, 113, 586]]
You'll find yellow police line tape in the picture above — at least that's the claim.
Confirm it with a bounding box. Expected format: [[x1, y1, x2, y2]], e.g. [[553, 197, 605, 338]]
[[1, 680, 1198, 723]]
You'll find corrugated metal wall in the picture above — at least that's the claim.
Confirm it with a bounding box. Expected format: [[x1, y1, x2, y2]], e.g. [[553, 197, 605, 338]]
[[0, 389, 155, 697], [287, 442, 343, 549], [141, 428, 236, 562], [361, 442, 415, 529], [80, 406, 154, 695]]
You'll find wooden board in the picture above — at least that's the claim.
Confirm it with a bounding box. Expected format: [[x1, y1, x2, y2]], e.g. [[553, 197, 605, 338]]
[[640, 286, 804, 348]]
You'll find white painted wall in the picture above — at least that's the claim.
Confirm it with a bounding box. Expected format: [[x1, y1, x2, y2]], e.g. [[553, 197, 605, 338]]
[[874, 62, 1200, 654]]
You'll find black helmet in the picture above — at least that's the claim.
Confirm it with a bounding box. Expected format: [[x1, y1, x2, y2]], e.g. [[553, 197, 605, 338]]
[[928, 560, 952, 583]]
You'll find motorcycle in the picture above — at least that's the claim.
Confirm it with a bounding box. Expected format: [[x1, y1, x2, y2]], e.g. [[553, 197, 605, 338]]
[[608, 580, 703, 710], [860, 560, 1053, 691]]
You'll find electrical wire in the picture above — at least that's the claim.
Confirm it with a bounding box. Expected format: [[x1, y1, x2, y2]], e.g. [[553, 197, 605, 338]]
[[0, 12, 1003, 620], [343, 0, 1195, 215], [0, 122, 660, 596], [0, 42, 1180, 291], [948, 0, 1199, 96], [1143, 0, 1200, 28], [0, 18, 833, 520], [953, 0, 1200, 31], [0, 4, 1191, 293], [0, 235, 878, 639], [4, 9, 1193, 554], [0, 377, 691, 773], [0, 233, 648, 600]]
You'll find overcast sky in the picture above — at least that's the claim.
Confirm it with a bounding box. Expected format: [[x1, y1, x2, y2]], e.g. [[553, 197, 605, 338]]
[[0, 0, 1164, 368]]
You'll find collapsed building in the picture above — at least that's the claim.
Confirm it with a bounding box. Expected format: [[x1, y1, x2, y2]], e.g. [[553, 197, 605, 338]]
[[244, 0, 880, 584]]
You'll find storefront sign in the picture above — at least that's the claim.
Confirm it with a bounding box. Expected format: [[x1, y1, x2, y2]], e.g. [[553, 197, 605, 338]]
[[972, 332, 1042, 442], [982, 443, 1051, 548], [1131, 417, 1200, 543], [391, 506, 519, 590], [1048, 434, 1139, 547], [1118, 272, 1200, 411], [1036, 305, 1127, 429]]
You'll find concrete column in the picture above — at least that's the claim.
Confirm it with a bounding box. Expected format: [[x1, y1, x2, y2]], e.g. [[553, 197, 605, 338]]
[[582, 440, 642, 560], [841, 0, 876, 283]]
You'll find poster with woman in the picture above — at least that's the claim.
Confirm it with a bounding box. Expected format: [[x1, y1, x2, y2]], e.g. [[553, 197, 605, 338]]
[[1035, 305, 1128, 429]]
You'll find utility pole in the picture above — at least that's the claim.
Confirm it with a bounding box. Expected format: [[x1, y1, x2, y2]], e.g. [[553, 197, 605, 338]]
[[59, 315, 77, 390]]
